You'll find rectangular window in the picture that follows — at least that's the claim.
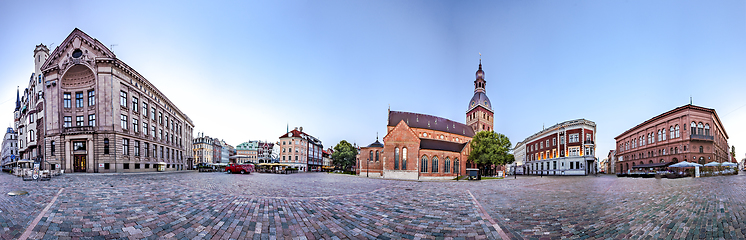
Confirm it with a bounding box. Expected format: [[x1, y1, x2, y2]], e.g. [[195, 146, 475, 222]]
[[134, 140, 140, 156], [145, 164, 149, 169], [569, 134, 579, 143], [104, 163, 110, 169], [143, 122, 148, 135], [51, 141, 55, 156], [158, 112, 162, 125], [63, 93, 71, 108], [123, 163, 129, 169], [88, 114, 96, 126], [123, 138, 129, 155], [120, 114, 128, 129], [151, 107, 156, 121], [120, 91, 127, 108], [75, 92, 84, 108], [64, 116, 72, 127], [75, 116, 83, 126], [73, 141, 86, 151], [153, 144, 158, 158], [160, 146, 164, 159], [152, 126, 156, 137], [88, 90, 95, 106], [135, 164, 140, 169], [159, 129, 163, 140], [143, 103, 148, 116], [553, 138, 556, 146], [133, 119, 139, 133], [144, 143, 149, 157], [133, 97, 139, 112], [586, 133, 592, 142]]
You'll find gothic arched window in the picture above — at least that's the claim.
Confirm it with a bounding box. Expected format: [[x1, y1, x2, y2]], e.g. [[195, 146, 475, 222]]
[[394, 148, 400, 170], [420, 156, 428, 173], [432, 156, 439, 173]]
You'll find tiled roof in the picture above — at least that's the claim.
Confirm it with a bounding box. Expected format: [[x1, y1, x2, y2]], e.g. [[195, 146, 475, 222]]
[[420, 139, 468, 153], [388, 111, 475, 137]]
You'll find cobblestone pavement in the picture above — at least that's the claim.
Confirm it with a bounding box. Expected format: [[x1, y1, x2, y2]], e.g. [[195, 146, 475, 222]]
[[1, 172, 745, 239]]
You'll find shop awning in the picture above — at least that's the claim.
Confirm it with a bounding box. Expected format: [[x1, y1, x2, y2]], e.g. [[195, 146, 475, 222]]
[[632, 162, 673, 168]]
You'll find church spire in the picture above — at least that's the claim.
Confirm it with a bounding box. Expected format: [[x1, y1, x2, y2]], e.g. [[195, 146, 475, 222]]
[[14, 86, 20, 111]]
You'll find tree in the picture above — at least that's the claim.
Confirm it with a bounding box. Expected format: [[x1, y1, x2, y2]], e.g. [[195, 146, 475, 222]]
[[732, 146, 736, 160], [468, 131, 514, 175], [332, 140, 358, 171]]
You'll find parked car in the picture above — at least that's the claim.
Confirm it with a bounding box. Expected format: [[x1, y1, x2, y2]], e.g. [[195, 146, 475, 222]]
[[225, 163, 255, 174]]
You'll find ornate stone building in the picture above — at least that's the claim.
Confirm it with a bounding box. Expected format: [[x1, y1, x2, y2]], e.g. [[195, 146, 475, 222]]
[[40, 29, 194, 172]]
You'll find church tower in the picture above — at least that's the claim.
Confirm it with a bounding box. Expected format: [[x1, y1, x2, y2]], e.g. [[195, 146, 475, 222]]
[[466, 59, 494, 133]]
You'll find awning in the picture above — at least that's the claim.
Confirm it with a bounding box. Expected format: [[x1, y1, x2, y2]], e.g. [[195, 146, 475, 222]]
[[632, 162, 673, 168]]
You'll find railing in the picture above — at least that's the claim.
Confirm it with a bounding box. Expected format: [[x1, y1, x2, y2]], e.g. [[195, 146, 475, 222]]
[[63, 126, 94, 134], [584, 140, 594, 144], [690, 134, 714, 141]]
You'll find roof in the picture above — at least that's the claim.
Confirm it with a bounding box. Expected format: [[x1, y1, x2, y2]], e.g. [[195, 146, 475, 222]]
[[419, 139, 468, 153], [366, 139, 383, 148], [615, 104, 728, 140], [388, 111, 475, 137], [467, 92, 493, 113]]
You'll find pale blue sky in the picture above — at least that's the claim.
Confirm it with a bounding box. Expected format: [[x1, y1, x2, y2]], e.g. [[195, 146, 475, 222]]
[[1, 1, 745, 160]]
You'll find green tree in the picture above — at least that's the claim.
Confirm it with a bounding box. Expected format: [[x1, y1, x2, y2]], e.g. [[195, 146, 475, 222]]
[[332, 140, 358, 171], [468, 131, 514, 175], [732, 146, 736, 159]]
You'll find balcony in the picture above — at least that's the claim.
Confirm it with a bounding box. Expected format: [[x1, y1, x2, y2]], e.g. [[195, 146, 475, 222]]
[[690, 134, 714, 141], [584, 140, 595, 145], [63, 126, 94, 135]]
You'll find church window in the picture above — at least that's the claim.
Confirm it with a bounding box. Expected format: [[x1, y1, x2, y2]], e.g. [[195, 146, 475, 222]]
[[431, 156, 438, 173], [394, 148, 399, 170], [444, 157, 450, 173], [402, 148, 407, 170], [375, 150, 379, 162], [369, 150, 373, 161], [421, 156, 428, 172]]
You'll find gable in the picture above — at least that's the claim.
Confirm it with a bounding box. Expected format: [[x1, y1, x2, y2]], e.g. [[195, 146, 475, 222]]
[[383, 120, 421, 145], [41, 28, 116, 73]]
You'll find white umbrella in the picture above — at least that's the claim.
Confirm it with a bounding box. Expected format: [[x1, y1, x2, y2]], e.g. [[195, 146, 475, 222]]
[[688, 162, 704, 167], [669, 161, 692, 168], [722, 162, 737, 167], [704, 162, 721, 167]]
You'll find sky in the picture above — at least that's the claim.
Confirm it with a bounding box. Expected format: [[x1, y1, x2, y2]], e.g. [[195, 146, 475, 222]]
[[1, 0, 745, 161]]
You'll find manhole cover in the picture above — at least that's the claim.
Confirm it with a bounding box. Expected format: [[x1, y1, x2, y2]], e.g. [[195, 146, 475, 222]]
[[8, 191, 28, 196]]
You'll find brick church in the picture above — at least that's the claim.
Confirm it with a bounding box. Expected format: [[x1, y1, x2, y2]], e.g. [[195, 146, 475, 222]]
[[357, 60, 501, 180]]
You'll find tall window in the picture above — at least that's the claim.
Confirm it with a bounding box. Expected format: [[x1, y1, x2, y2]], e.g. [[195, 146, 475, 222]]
[[104, 138, 110, 154], [699, 146, 703, 153], [662, 129, 666, 141], [453, 158, 459, 174], [88, 114, 96, 126], [76, 116, 84, 126], [691, 122, 697, 135], [432, 156, 439, 173], [158, 112, 163, 125], [159, 129, 163, 140], [151, 107, 156, 121], [29, 130, 34, 141], [133, 119, 139, 133], [402, 148, 407, 170], [88, 90, 95, 106], [704, 124, 710, 136], [123, 138, 129, 155], [697, 122, 704, 135], [120, 114, 128, 129], [64, 116, 72, 127], [375, 150, 379, 162], [143, 103, 148, 117], [444, 157, 450, 173], [144, 143, 149, 157], [153, 144, 158, 158], [134, 140, 140, 156], [143, 122, 148, 135], [51, 141, 55, 155], [152, 126, 156, 137], [75, 92, 84, 108], [675, 125, 680, 138], [420, 156, 428, 173], [133, 97, 139, 112], [63, 93, 71, 108], [120, 91, 127, 108], [394, 148, 399, 170]]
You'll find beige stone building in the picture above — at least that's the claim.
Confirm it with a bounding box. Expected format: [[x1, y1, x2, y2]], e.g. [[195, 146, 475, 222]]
[[40, 29, 194, 172]]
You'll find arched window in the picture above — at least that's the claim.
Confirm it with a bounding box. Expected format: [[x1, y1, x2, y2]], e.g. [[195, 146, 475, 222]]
[[375, 151, 379, 162], [394, 148, 400, 170], [104, 138, 110, 154], [454, 158, 459, 174], [691, 122, 696, 135], [369, 150, 373, 161], [444, 157, 450, 173], [704, 124, 710, 136], [432, 156, 439, 173], [675, 147, 678, 154], [662, 128, 666, 140], [649, 160, 653, 164], [670, 126, 675, 139], [675, 125, 680, 138], [657, 130, 660, 141], [402, 148, 407, 170], [420, 156, 428, 173], [697, 122, 704, 135]]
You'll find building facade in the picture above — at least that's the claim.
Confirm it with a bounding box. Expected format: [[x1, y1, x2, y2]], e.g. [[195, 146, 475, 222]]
[[193, 133, 213, 166], [614, 104, 730, 173], [212, 138, 222, 164], [39, 29, 194, 173], [278, 127, 322, 172], [14, 44, 49, 165], [235, 141, 258, 163], [358, 60, 497, 180], [1, 128, 19, 166], [606, 150, 616, 174], [522, 119, 597, 176], [512, 141, 525, 175]]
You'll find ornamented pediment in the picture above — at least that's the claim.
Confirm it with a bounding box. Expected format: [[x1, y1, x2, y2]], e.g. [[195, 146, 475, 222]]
[[41, 28, 116, 73]]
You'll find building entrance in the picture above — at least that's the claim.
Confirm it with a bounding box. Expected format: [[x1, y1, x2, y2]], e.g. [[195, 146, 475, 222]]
[[74, 154, 86, 172]]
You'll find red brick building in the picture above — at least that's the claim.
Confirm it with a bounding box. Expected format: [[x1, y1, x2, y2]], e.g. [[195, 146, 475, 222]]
[[614, 104, 730, 173], [357, 60, 496, 180]]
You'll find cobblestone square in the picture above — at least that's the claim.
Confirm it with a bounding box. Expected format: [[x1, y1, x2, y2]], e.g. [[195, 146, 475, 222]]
[[0, 172, 745, 239]]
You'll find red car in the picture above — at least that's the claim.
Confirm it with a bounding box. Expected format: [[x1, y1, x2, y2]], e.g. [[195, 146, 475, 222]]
[[225, 163, 255, 174]]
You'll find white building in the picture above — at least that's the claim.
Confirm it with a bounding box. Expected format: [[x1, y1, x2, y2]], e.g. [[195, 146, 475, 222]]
[[1, 127, 19, 166], [511, 141, 525, 175]]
